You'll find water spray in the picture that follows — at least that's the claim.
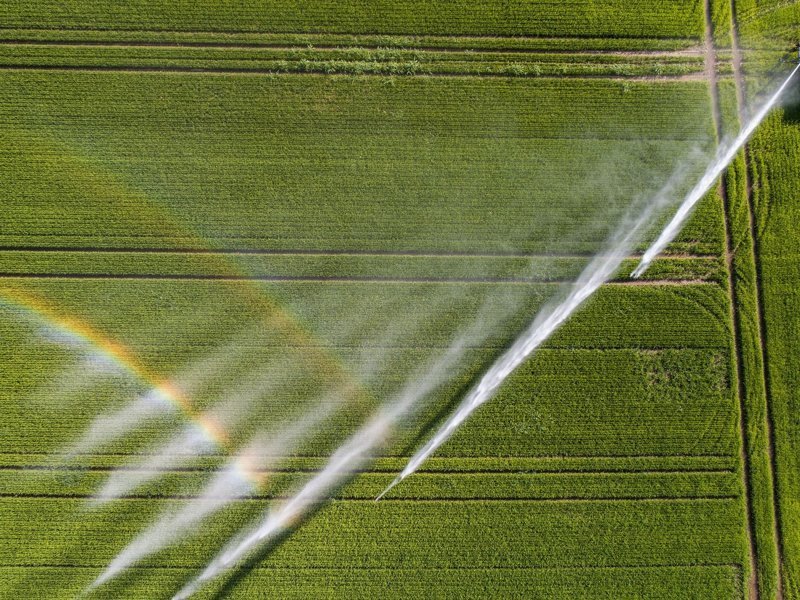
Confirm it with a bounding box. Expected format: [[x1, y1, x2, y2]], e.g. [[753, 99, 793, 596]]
[[378, 205, 659, 499], [171, 338, 473, 600], [632, 63, 800, 278], [380, 65, 800, 499]]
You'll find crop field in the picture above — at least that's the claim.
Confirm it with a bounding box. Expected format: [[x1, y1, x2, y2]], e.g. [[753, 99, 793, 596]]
[[0, 1, 797, 599]]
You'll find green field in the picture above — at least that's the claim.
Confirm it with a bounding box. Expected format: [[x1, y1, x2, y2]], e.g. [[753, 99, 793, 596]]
[[0, 1, 797, 599]]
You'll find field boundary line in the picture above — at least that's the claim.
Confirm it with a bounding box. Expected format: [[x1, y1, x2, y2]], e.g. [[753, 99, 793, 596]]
[[0, 563, 742, 571], [729, 1, 785, 596], [0, 451, 740, 459], [0, 38, 707, 58], [0, 465, 736, 475], [0, 246, 719, 260], [0, 63, 709, 81], [0, 272, 714, 285], [0, 493, 740, 502]]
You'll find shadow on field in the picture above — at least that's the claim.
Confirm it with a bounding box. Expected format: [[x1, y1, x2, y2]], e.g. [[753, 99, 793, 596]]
[[781, 92, 800, 123], [209, 526, 297, 600], [203, 351, 498, 597], [395, 373, 481, 459]]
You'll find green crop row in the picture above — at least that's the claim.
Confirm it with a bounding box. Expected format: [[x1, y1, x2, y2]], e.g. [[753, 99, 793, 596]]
[[0, 250, 725, 283], [0, 1, 705, 39], [736, 0, 800, 48], [0, 280, 732, 350], [0, 468, 739, 501], [0, 275, 735, 461], [0, 323, 737, 459], [0, 565, 742, 600], [0, 497, 745, 569]]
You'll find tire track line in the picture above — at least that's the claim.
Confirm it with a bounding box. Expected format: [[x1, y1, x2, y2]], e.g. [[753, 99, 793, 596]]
[[0, 274, 713, 286], [0, 246, 720, 260], [704, 0, 759, 597], [0, 38, 707, 58], [0, 493, 740, 502], [0, 63, 709, 80], [0, 562, 742, 570]]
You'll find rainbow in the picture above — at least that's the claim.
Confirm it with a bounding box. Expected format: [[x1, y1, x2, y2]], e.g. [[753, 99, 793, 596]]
[[0, 287, 231, 454], [2, 131, 373, 492]]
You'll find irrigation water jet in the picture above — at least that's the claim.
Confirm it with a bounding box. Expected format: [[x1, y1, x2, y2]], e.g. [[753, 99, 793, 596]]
[[379, 205, 662, 498], [379, 64, 800, 498], [83, 66, 800, 596], [632, 63, 800, 278], [89, 452, 259, 591], [90, 386, 352, 587], [63, 389, 176, 459], [88, 325, 424, 590], [171, 338, 473, 600]]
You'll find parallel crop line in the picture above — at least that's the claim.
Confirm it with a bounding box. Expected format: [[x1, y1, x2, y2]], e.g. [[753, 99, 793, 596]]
[[0, 451, 738, 459], [730, 3, 785, 597], [0, 39, 707, 58], [704, 1, 759, 597], [0, 563, 742, 570], [0, 272, 714, 285], [0, 465, 735, 475], [0, 246, 720, 260], [0, 494, 739, 502]]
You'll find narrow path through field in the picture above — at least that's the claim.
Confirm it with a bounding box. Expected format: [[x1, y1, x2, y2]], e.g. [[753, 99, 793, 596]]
[[703, 0, 760, 597], [0, 493, 741, 502], [0, 562, 744, 571], [729, 1, 786, 596], [0, 464, 736, 475], [0, 63, 710, 81]]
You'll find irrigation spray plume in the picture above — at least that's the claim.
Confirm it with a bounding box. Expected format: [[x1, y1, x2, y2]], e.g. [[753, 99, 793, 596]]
[[632, 63, 800, 278], [63, 339, 253, 460], [90, 385, 351, 587], [89, 447, 260, 591], [90, 367, 288, 503], [172, 340, 471, 600], [89, 324, 423, 590], [380, 65, 800, 498], [378, 181, 691, 498], [64, 389, 176, 458]]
